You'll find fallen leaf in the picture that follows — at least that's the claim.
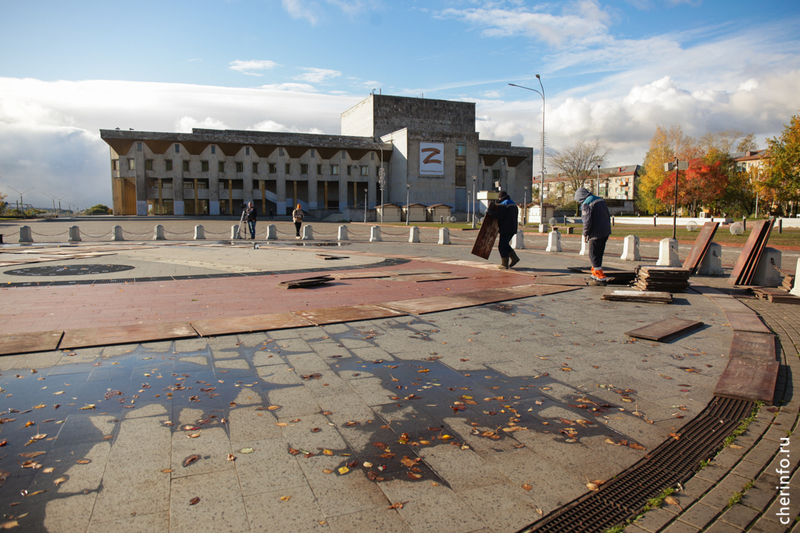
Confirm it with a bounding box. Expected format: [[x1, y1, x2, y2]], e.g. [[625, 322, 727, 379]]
[[239, 448, 255, 454], [76, 459, 91, 465], [189, 497, 200, 505], [183, 455, 200, 467], [586, 483, 599, 491], [79, 404, 96, 410], [161, 469, 173, 473], [280, 495, 291, 501], [18, 452, 46, 459], [522, 483, 533, 492], [1, 521, 20, 529], [387, 502, 404, 510], [664, 495, 683, 511], [54, 476, 67, 486], [338, 466, 350, 475], [227, 454, 236, 462], [268, 405, 281, 411], [322, 449, 334, 456]]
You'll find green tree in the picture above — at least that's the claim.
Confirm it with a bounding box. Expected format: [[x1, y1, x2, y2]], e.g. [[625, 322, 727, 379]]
[[86, 204, 112, 215], [0, 190, 6, 216], [762, 113, 800, 216]]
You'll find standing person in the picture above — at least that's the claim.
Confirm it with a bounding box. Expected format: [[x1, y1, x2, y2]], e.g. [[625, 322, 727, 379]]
[[269, 209, 274, 221], [487, 191, 520, 269], [245, 201, 257, 239], [292, 203, 304, 238], [574, 187, 611, 281]]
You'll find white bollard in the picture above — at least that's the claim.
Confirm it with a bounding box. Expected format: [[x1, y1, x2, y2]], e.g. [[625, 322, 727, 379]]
[[68, 226, 81, 242], [231, 225, 239, 239], [579, 238, 588, 256], [538, 223, 549, 233], [370, 226, 382, 242], [697, 242, 724, 276], [511, 229, 525, 249], [301, 224, 313, 240], [113, 225, 124, 241], [338, 225, 348, 241], [546, 230, 562, 252], [194, 225, 205, 240], [620, 235, 640, 261], [752, 248, 782, 287], [409, 226, 420, 243], [19, 226, 33, 243], [438, 227, 450, 245], [791, 258, 800, 297], [154, 225, 165, 240], [267, 224, 277, 240], [656, 238, 680, 266]]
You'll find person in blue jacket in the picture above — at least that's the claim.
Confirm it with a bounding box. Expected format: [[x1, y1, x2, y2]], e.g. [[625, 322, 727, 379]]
[[488, 191, 520, 269], [574, 187, 611, 281]]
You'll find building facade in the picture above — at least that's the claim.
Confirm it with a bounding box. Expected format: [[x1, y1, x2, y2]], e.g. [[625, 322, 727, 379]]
[[533, 164, 640, 214], [100, 94, 532, 218]]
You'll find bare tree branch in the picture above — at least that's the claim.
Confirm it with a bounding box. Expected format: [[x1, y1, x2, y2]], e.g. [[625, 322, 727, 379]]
[[549, 139, 611, 196]]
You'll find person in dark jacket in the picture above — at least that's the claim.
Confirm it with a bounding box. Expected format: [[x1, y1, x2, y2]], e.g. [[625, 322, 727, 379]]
[[574, 187, 611, 281], [488, 191, 520, 269], [245, 202, 257, 239]]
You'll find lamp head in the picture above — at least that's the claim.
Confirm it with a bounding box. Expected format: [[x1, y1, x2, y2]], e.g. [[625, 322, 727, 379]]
[[535, 74, 540, 79]]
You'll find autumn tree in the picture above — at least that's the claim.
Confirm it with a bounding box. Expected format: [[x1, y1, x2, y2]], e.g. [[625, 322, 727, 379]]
[[761, 113, 800, 216], [699, 129, 756, 155], [549, 139, 610, 202], [639, 125, 700, 214]]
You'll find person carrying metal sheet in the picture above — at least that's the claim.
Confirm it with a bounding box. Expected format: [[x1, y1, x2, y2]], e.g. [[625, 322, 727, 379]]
[[487, 191, 520, 269]]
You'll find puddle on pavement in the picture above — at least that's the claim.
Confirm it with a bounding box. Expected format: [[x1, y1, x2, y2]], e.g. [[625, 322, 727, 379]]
[[1, 311, 657, 528]]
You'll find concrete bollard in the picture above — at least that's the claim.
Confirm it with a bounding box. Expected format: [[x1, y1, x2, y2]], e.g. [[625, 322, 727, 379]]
[[752, 248, 782, 287], [698, 242, 724, 276], [438, 227, 450, 245], [579, 238, 588, 256], [409, 226, 420, 243], [301, 224, 313, 240], [19, 226, 33, 243], [791, 258, 800, 297], [538, 223, 549, 233], [194, 225, 205, 240], [113, 225, 124, 241], [338, 225, 348, 241], [68, 226, 81, 242], [370, 226, 382, 242], [656, 238, 680, 266], [231, 225, 239, 239], [546, 230, 562, 252], [154, 225, 165, 241], [511, 229, 525, 249], [267, 224, 277, 240], [620, 235, 640, 261]]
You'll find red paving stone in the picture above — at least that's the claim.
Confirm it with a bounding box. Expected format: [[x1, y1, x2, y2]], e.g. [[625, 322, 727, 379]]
[[0, 260, 527, 335]]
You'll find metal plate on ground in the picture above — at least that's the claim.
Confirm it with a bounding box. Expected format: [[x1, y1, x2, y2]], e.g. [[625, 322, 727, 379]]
[[729, 331, 776, 361], [0, 330, 63, 356], [387, 273, 467, 283], [724, 312, 771, 334], [296, 305, 407, 325], [60, 322, 197, 349], [383, 295, 478, 315], [713, 356, 779, 404], [625, 318, 703, 342], [601, 290, 672, 303], [709, 297, 752, 313], [533, 276, 588, 286], [192, 313, 314, 337], [333, 269, 448, 280]]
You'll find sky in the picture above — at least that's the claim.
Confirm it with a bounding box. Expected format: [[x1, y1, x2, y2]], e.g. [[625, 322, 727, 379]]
[[1, 0, 799, 210]]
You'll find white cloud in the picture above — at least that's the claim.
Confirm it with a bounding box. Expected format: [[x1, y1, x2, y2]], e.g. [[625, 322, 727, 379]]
[[176, 117, 230, 133], [259, 82, 318, 92], [280, 0, 377, 24], [229, 59, 279, 76], [282, 0, 321, 25], [294, 67, 342, 84]]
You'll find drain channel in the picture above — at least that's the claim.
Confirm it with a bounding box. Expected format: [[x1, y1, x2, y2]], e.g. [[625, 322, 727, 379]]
[[518, 396, 754, 533]]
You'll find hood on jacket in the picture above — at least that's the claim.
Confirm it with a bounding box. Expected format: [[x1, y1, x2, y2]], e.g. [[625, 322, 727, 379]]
[[574, 187, 591, 204]]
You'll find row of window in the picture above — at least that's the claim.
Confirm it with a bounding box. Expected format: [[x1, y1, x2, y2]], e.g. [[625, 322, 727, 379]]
[[135, 141, 379, 161], [116, 159, 371, 176]]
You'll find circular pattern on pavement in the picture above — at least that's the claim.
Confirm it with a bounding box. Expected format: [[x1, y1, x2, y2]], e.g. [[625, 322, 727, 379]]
[[4, 264, 135, 276]]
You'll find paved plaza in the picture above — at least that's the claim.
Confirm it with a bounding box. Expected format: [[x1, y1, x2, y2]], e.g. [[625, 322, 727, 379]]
[[0, 219, 799, 533]]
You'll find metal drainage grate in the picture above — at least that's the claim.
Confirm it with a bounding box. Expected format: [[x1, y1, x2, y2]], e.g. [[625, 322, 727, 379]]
[[518, 396, 754, 533]]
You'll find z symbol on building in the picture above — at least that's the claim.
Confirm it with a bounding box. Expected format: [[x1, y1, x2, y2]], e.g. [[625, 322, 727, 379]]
[[421, 147, 442, 165]]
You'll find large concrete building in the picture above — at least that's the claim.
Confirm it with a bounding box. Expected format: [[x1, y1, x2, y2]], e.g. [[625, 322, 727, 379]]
[[100, 94, 533, 218]]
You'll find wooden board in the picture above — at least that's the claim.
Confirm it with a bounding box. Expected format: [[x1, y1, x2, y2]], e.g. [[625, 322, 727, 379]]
[[728, 219, 769, 285], [192, 313, 314, 337], [601, 290, 672, 304], [0, 330, 63, 356], [295, 305, 407, 325], [729, 331, 776, 361], [624, 318, 703, 342], [60, 322, 197, 349], [470, 212, 499, 260], [277, 275, 333, 289], [683, 221, 719, 274], [723, 312, 771, 334], [713, 355, 779, 404]]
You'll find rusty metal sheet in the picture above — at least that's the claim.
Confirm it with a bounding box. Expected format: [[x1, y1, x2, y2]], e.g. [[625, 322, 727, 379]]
[[296, 305, 407, 325], [383, 295, 478, 315], [624, 318, 703, 342], [713, 355, 779, 404], [471, 212, 499, 260], [61, 322, 197, 349], [728, 219, 769, 285], [0, 330, 63, 356], [601, 290, 672, 303], [387, 273, 467, 283], [683, 221, 719, 274], [708, 296, 750, 314], [742, 219, 774, 285], [501, 284, 582, 298], [729, 332, 776, 361], [192, 313, 314, 337], [724, 312, 771, 334], [333, 271, 393, 279]]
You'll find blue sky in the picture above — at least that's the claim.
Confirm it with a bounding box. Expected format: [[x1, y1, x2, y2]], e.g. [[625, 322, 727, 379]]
[[1, 0, 799, 209]]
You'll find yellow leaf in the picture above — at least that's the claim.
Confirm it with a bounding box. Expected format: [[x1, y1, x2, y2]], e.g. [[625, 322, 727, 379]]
[[338, 466, 349, 475], [522, 483, 533, 492], [280, 495, 291, 501]]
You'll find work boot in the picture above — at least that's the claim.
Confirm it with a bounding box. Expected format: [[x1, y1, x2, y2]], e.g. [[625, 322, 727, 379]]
[[508, 249, 520, 268], [591, 267, 607, 281], [499, 257, 509, 270]]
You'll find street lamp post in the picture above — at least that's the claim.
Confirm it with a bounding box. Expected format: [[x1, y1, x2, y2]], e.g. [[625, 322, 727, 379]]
[[472, 176, 477, 229], [596, 164, 601, 196], [405, 184, 410, 226], [523, 186, 528, 226], [509, 75, 545, 222]]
